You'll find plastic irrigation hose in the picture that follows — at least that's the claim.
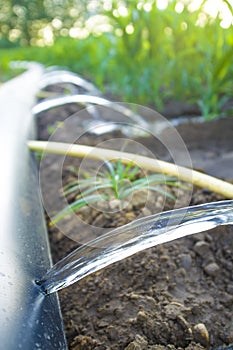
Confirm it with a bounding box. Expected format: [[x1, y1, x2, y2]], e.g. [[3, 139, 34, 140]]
[[0, 65, 67, 349]]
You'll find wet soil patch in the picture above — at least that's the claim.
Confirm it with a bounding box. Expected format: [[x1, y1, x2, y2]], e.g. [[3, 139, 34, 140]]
[[37, 103, 233, 350]]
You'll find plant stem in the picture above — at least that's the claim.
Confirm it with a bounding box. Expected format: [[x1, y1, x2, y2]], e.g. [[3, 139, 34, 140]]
[[28, 140, 233, 199]]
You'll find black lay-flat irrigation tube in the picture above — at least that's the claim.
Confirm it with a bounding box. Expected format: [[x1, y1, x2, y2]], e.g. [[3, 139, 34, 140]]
[[0, 65, 67, 349]]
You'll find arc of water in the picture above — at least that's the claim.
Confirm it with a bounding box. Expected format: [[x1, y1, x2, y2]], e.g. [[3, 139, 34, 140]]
[[39, 69, 101, 95], [37, 200, 233, 295], [32, 94, 149, 129]]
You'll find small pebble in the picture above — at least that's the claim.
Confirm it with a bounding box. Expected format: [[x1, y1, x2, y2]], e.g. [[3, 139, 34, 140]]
[[155, 195, 164, 207], [191, 304, 201, 315], [179, 253, 192, 270], [136, 310, 149, 324], [124, 341, 142, 350], [227, 284, 233, 295], [176, 267, 186, 278], [193, 241, 210, 256], [140, 207, 151, 217], [192, 233, 206, 242], [205, 233, 213, 243], [193, 323, 209, 347], [132, 190, 148, 207], [107, 326, 118, 341], [204, 262, 220, 277], [134, 334, 148, 349], [124, 334, 148, 350], [109, 199, 127, 211], [97, 320, 109, 328]]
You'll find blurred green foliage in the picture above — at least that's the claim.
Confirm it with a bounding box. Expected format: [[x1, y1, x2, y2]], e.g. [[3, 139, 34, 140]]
[[0, 0, 88, 46], [0, 0, 232, 119]]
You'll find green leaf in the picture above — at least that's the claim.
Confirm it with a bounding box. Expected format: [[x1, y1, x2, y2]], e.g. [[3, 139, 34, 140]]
[[50, 194, 107, 225]]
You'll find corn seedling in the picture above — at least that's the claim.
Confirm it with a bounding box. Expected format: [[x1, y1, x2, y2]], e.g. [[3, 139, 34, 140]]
[[51, 158, 180, 225]]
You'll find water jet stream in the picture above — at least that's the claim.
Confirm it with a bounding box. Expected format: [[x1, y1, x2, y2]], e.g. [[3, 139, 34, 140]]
[[38, 200, 233, 295]]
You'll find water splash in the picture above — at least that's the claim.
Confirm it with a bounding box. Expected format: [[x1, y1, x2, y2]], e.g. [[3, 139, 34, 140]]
[[32, 94, 149, 129], [37, 200, 233, 295]]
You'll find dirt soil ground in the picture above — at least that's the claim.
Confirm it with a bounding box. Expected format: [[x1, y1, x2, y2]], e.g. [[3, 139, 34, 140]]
[[37, 99, 233, 350]]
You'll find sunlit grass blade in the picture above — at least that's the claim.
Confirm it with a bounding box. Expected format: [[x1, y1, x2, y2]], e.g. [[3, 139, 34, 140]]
[[63, 179, 80, 191], [146, 186, 176, 200], [131, 174, 177, 187], [64, 184, 80, 195], [103, 160, 120, 198], [50, 194, 107, 225], [75, 183, 113, 199], [104, 160, 116, 178], [119, 182, 176, 200], [123, 162, 140, 180], [115, 158, 124, 180], [64, 179, 106, 195]]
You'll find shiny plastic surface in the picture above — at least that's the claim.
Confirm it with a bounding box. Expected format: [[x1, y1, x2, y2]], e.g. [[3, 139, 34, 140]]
[[0, 65, 67, 349]]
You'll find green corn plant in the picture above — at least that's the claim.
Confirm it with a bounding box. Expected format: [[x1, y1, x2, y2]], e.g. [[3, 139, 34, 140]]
[[191, 33, 233, 119], [1, 0, 232, 115], [50, 159, 182, 225]]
